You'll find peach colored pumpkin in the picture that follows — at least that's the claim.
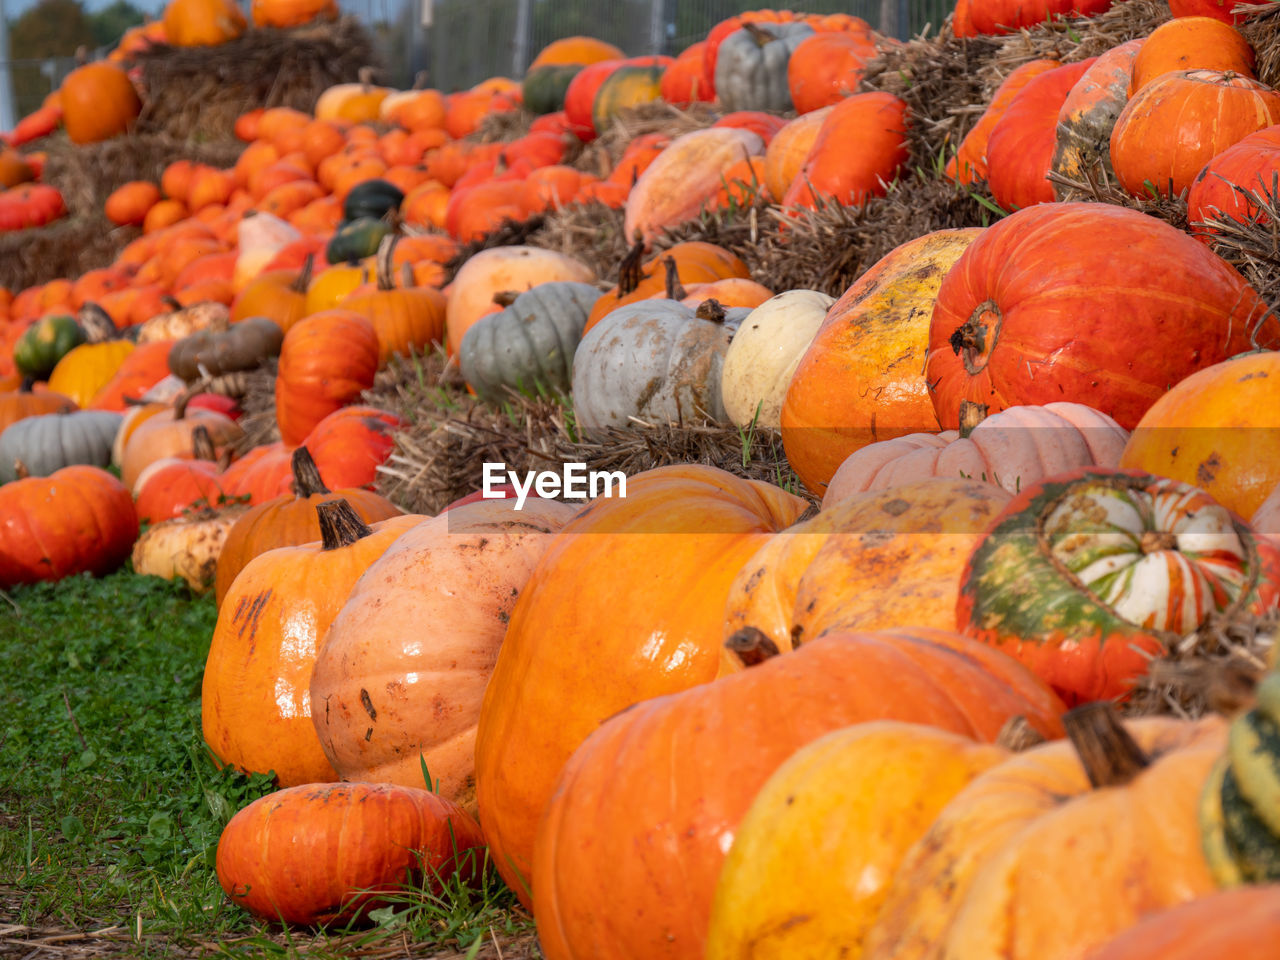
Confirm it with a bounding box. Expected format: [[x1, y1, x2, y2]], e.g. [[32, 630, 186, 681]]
[[763, 106, 834, 199]]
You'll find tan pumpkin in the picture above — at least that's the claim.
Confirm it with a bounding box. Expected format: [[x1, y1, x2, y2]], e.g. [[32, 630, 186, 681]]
[[130, 504, 250, 594], [118, 398, 243, 491], [763, 106, 833, 199]]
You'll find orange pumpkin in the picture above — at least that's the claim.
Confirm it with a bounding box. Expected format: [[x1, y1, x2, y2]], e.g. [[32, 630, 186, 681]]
[[250, 0, 337, 28], [948, 59, 1060, 186], [1128, 15, 1255, 95], [59, 62, 141, 145], [162, 0, 247, 46], [275, 309, 380, 447], [105, 181, 162, 226], [1083, 886, 1280, 960], [229, 257, 312, 330]]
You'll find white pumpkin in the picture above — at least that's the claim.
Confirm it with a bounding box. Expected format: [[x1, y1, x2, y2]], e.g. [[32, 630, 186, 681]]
[[720, 289, 834, 429]]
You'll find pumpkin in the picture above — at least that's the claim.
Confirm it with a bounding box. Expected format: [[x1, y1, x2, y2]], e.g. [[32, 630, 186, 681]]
[[0, 383, 76, 435], [0, 465, 137, 588], [59, 62, 141, 144], [723, 478, 1015, 655], [967, 0, 1114, 33], [214, 446, 403, 607], [787, 30, 879, 115], [781, 92, 909, 212], [864, 706, 1225, 960], [13, 313, 85, 381], [136, 301, 231, 344], [1118, 351, 1280, 520], [1127, 16, 1255, 96], [168, 316, 283, 382], [250, 0, 337, 28], [46, 341, 135, 409], [218, 441, 293, 506], [986, 59, 1095, 210], [925, 203, 1278, 431], [329, 218, 395, 265], [660, 41, 711, 106], [275, 309, 380, 448], [714, 21, 815, 114], [202, 500, 420, 786], [337, 239, 446, 367], [705, 723, 1010, 960], [702, 9, 810, 100], [0, 149, 34, 189], [215, 781, 485, 926], [341, 178, 404, 222], [572, 298, 748, 435], [529, 35, 624, 69], [1082, 887, 1280, 960], [445, 246, 595, 358], [532, 628, 1065, 960], [762, 106, 835, 198], [947, 59, 1061, 184], [309, 497, 577, 812], [823, 402, 1129, 507], [229, 257, 311, 330], [1188, 125, 1280, 237], [130, 503, 250, 594], [88, 341, 175, 411], [1168, 0, 1270, 22], [957, 466, 1280, 705], [459, 282, 602, 402], [1050, 40, 1142, 192], [590, 62, 666, 136], [0, 410, 123, 483], [133, 427, 234, 523], [782, 228, 981, 496], [1112, 70, 1280, 199], [162, 0, 247, 46], [562, 59, 627, 140], [118, 400, 242, 491], [522, 63, 584, 115], [622, 127, 765, 248], [300, 404, 403, 491], [474, 465, 808, 905], [679, 276, 773, 310], [719, 289, 832, 429]]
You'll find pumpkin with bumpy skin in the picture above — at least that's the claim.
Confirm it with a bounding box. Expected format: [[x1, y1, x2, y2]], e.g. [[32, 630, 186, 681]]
[[957, 466, 1280, 705], [0, 465, 137, 588], [720, 289, 833, 429], [926, 203, 1278, 431], [1050, 39, 1142, 192], [474, 465, 808, 906], [823, 402, 1129, 507], [532, 628, 1065, 960], [168, 316, 283, 382], [310, 497, 578, 814], [203, 500, 420, 787], [131, 504, 250, 594], [714, 21, 814, 114], [864, 706, 1225, 960], [572, 299, 749, 435], [0, 409, 122, 483], [459, 282, 602, 402], [782, 228, 981, 496], [216, 782, 486, 927]]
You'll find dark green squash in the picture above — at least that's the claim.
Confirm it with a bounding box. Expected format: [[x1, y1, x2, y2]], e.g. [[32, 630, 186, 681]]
[[522, 63, 584, 115], [325, 218, 392, 265], [342, 179, 405, 223], [13, 313, 86, 380], [591, 64, 666, 136]]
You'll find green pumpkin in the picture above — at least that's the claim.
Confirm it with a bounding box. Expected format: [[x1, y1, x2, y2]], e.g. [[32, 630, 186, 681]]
[[522, 63, 584, 115], [342, 179, 405, 222], [459, 281, 602, 402], [591, 64, 665, 135], [14, 314, 86, 380], [0, 409, 122, 483], [326, 218, 392, 265]]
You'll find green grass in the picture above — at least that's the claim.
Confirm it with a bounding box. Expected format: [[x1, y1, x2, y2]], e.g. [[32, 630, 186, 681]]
[[0, 569, 535, 958]]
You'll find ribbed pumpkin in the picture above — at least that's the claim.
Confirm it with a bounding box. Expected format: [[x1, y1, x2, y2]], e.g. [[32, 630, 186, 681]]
[[762, 106, 832, 198], [1188, 124, 1280, 237], [216, 781, 486, 927], [714, 21, 815, 114], [203, 500, 420, 786], [1118, 351, 1280, 521], [214, 446, 403, 607], [59, 62, 141, 145], [781, 228, 981, 496], [948, 59, 1060, 185], [1127, 15, 1255, 96], [925, 203, 1278, 431], [864, 707, 1225, 960], [275, 309, 380, 447], [118, 399, 243, 491], [0, 383, 76, 435], [957, 467, 1280, 705], [1111, 70, 1280, 199], [310, 498, 578, 813], [132, 426, 234, 523], [300, 404, 402, 491], [532, 629, 1065, 960], [0, 465, 137, 588], [823, 402, 1130, 507], [1050, 40, 1142, 192], [1083, 887, 1280, 960], [336, 240, 446, 367], [474, 465, 808, 906], [0, 410, 123, 483]]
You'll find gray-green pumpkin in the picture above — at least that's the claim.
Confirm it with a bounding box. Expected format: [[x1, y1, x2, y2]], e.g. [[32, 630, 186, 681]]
[[459, 282, 603, 402], [714, 21, 815, 114], [571, 299, 749, 435], [0, 409, 123, 483]]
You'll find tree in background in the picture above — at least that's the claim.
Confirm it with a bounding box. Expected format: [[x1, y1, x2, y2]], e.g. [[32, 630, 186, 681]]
[[89, 0, 147, 48]]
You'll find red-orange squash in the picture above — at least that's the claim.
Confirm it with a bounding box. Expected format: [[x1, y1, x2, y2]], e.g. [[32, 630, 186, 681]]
[[948, 58, 1060, 186], [274, 310, 380, 447]]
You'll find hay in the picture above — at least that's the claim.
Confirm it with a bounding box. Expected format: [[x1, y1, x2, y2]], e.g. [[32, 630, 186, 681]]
[[1122, 608, 1278, 719], [440, 215, 549, 285], [526, 200, 631, 283], [1243, 2, 1280, 90], [469, 108, 536, 144], [0, 215, 131, 292], [230, 362, 281, 456], [1047, 166, 1190, 231], [1197, 176, 1280, 322], [133, 17, 381, 143], [370, 349, 810, 515]]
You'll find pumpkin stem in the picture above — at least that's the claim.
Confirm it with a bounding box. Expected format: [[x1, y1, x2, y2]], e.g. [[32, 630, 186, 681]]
[[292, 254, 315, 294], [162, 295, 183, 311], [742, 22, 777, 46], [13, 458, 29, 480], [191, 424, 216, 462], [77, 303, 118, 344], [173, 390, 192, 420], [618, 238, 645, 297], [996, 715, 1047, 752], [958, 400, 989, 439], [695, 299, 727, 323], [317, 498, 374, 550], [357, 65, 376, 90], [18, 376, 35, 393], [724, 626, 780, 667], [374, 234, 401, 292], [663, 257, 687, 301], [1063, 702, 1150, 789], [401, 262, 414, 290], [411, 70, 429, 90], [492, 290, 520, 308], [291, 446, 331, 498]]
